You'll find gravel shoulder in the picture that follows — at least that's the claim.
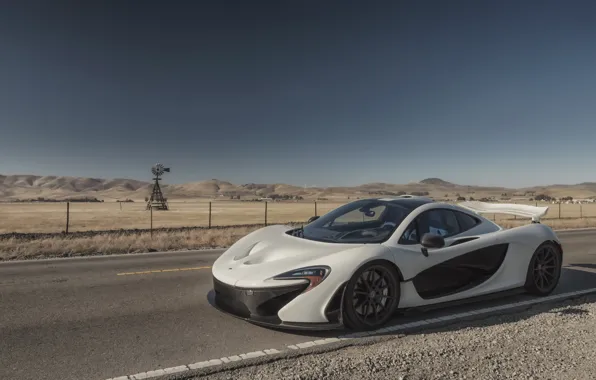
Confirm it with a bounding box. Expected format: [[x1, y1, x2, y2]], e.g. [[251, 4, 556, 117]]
[[175, 294, 596, 380]]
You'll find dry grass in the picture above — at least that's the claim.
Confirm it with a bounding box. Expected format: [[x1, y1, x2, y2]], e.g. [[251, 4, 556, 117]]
[[498, 218, 596, 229], [0, 226, 262, 261], [1, 214, 596, 261], [2, 199, 596, 234], [2, 198, 596, 261], [0, 200, 342, 233]]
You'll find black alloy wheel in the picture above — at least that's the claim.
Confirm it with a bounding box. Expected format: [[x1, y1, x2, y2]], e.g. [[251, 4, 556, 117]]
[[342, 261, 401, 330], [524, 241, 562, 296]]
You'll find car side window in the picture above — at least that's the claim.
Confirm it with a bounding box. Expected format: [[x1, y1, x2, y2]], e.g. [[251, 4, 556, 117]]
[[399, 209, 463, 245], [454, 211, 481, 232], [423, 209, 460, 238], [399, 220, 419, 244]]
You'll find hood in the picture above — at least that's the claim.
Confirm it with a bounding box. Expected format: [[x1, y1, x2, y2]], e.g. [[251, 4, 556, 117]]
[[213, 225, 366, 286]]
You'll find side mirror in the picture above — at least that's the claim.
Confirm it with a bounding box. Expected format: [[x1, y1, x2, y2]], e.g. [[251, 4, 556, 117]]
[[421, 233, 445, 248], [420, 233, 445, 257], [307, 215, 320, 223]]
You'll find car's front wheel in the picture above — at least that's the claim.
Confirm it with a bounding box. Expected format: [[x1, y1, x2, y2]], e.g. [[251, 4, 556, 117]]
[[524, 241, 562, 296], [342, 260, 401, 330]]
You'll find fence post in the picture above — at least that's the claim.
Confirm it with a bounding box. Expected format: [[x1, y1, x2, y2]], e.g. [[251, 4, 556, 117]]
[[558, 202, 561, 219], [314, 201, 317, 217], [580, 203, 583, 219], [208, 202, 212, 228], [150, 206, 153, 238], [65, 202, 70, 234], [265, 201, 268, 226]]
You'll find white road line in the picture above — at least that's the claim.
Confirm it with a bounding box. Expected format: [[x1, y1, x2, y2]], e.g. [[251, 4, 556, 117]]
[[105, 287, 596, 380]]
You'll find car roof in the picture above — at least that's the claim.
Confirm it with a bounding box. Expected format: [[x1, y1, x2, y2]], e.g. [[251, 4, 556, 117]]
[[372, 197, 435, 209]]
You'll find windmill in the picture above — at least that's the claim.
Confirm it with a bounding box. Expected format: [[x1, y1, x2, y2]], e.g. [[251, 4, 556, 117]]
[[146, 163, 170, 210]]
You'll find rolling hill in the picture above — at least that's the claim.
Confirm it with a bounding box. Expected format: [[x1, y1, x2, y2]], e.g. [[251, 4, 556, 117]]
[[1, 174, 595, 201]]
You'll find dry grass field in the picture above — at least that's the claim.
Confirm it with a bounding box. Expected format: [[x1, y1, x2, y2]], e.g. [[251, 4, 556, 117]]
[[2, 199, 596, 234], [0, 200, 341, 234], [2, 199, 596, 260], [2, 215, 596, 261], [0, 226, 262, 260]]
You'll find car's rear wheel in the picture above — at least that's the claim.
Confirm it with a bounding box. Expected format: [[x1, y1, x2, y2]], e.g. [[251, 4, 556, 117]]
[[342, 260, 401, 331], [524, 241, 562, 296]]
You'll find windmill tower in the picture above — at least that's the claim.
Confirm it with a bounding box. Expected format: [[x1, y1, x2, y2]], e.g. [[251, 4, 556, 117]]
[[146, 163, 170, 210]]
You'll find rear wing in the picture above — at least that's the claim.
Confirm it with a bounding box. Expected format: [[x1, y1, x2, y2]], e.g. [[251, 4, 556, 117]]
[[457, 201, 549, 223]]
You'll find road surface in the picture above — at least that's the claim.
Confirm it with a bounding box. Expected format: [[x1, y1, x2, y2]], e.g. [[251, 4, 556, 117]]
[[1, 230, 596, 380]]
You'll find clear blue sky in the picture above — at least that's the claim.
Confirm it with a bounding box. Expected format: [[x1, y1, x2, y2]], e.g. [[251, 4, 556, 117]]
[[1, 0, 595, 187]]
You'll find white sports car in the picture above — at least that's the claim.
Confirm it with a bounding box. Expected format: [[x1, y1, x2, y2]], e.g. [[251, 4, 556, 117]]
[[209, 196, 563, 331]]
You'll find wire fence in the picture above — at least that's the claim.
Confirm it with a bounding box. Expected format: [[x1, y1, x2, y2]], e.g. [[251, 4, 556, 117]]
[[1, 199, 596, 235]]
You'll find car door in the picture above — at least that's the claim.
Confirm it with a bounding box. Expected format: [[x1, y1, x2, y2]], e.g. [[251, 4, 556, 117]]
[[397, 208, 508, 300]]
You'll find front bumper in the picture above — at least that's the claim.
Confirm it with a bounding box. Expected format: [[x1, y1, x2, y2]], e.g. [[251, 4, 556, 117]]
[[209, 276, 344, 331]]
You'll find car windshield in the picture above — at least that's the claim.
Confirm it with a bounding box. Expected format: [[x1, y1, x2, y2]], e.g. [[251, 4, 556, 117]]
[[301, 199, 414, 243]]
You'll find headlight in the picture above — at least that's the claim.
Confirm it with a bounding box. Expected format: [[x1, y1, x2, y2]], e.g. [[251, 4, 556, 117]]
[[271, 266, 331, 292]]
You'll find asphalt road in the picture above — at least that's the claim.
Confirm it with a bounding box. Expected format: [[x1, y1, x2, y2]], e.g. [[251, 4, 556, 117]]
[[2, 230, 596, 380]]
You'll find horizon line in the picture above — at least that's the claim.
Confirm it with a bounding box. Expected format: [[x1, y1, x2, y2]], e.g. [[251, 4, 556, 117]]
[[1, 172, 595, 190]]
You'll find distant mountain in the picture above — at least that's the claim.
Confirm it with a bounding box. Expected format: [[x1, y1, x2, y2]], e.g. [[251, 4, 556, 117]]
[[419, 178, 456, 187], [0, 174, 595, 201], [0, 175, 152, 201]]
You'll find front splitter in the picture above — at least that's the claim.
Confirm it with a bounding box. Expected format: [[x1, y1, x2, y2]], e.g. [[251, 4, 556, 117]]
[[206, 289, 345, 332]]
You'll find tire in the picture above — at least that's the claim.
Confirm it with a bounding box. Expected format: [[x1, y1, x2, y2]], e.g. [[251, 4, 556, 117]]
[[342, 260, 401, 330], [524, 241, 562, 296]]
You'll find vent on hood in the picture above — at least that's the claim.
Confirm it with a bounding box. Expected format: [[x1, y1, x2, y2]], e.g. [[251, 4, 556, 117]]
[[233, 241, 259, 261], [234, 240, 271, 261]]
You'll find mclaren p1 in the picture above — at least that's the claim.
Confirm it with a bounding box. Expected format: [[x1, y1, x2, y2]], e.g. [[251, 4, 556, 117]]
[[209, 196, 562, 331]]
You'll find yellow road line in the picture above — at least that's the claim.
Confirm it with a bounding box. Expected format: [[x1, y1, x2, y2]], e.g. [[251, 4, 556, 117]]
[[117, 266, 212, 276]]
